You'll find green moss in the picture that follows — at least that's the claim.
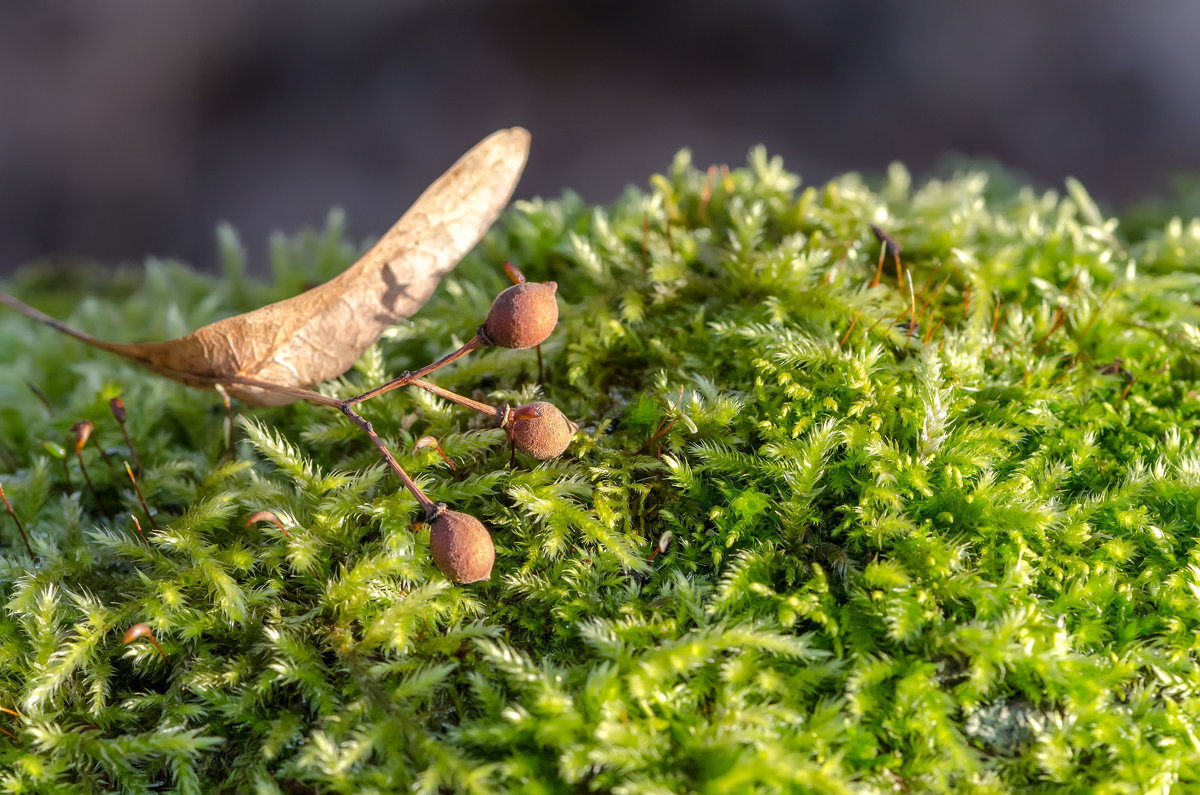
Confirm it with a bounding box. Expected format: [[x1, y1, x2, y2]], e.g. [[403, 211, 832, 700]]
[[3, 150, 1200, 792]]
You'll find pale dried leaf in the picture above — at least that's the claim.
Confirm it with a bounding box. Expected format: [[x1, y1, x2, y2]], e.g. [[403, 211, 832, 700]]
[[1, 127, 530, 405]]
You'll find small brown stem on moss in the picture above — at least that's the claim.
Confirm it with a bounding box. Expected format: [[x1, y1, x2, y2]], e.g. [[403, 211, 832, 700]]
[[504, 261, 526, 285], [110, 397, 142, 476], [123, 623, 167, 661], [25, 381, 52, 417], [1119, 374, 1137, 403], [74, 417, 114, 472], [0, 482, 34, 558], [864, 312, 888, 340], [916, 260, 945, 302], [635, 387, 685, 456], [923, 316, 946, 346], [412, 436, 457, 471], [75, 447, 103, 511], [125, 461, 156, 531], [130, 515, 148, 545], [1033, 310, 1067, 352], [927, 274, 953, 309], [1077, 284, 1117, 343], [905, 270, 917, 344], [91, 436, 114, 473], [869, 245, 886, 288], [0, 706, 16, 741], [245, 510, 290, 538], [870, 225, 903, 288], [839, 307, 864, 348], [71, 422, 106, 512]]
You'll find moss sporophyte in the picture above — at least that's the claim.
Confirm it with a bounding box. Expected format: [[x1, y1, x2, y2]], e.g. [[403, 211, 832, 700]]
[[4, 142, 1200, 791]]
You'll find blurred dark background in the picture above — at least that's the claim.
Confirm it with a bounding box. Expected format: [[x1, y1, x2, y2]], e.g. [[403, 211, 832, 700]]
[[2, 0, 1199, 277]]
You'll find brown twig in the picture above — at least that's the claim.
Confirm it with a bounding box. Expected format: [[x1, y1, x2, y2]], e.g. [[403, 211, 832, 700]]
[[343, 336, 485, 409], [0, 482, 33, 557], [125, 461, 156, 531], [214, 373, 454, 521], [409, 379, 504, 422], [339, 404, 436, 516]]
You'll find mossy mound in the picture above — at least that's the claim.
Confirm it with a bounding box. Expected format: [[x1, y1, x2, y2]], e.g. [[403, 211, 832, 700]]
[[3, 150, 1200, 792]]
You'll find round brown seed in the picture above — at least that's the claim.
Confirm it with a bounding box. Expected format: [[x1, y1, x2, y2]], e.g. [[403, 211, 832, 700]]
[[479, 281, 559, 349], [428, 507, 495, 583], [506, 401, 578, 460]]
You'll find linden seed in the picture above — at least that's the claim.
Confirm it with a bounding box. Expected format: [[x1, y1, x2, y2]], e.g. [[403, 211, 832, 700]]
[[506, 401, 578, 460], [428, 507, 495, 584], [479, 281, 559, 349]]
